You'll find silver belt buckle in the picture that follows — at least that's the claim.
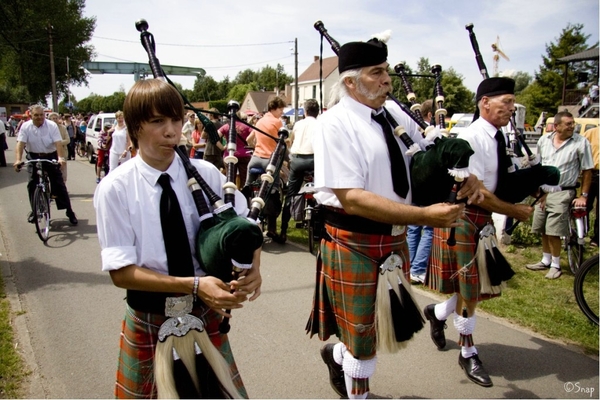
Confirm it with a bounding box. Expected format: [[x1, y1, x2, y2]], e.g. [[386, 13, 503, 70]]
[[164, 295, 194, 318]]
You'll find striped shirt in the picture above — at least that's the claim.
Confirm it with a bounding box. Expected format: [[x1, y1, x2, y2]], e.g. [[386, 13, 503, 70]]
[[536, 132, 594, 187]]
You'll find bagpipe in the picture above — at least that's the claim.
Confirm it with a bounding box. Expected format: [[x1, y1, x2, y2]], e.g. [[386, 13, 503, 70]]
[[465, 23, 560, 205], [313, 21, 477, 352], [136, 19, 288, 398]]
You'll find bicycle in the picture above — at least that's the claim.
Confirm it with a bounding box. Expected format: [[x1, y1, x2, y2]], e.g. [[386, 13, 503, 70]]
[[18, 159, 56, 242], [563, 204, 588, 274], [75, 133, 91, 160], [574, 254, 599, 325]]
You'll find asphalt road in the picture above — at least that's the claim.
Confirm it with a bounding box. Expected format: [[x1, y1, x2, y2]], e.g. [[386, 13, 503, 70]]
[[0, 135, 597, 399]]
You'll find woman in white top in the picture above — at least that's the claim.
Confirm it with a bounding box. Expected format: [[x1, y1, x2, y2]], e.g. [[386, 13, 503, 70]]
[[108, 111, 132, 172]]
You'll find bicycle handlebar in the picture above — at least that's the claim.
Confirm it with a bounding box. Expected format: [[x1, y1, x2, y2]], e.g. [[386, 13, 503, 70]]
[[16, 159, 59, 171]]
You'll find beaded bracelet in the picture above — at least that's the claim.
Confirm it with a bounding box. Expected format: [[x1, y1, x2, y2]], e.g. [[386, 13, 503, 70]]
[[192, 276, 199, 302]]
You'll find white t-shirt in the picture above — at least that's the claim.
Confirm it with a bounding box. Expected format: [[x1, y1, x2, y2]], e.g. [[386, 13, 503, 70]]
[[290, 116, 317, 155], [17, 119, 62, 153]]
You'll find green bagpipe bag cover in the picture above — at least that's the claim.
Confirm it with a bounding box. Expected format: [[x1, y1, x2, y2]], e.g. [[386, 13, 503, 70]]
[[495, 164, 561, 204], [196, 207, 264, 282], [410, 137, 474, 206]]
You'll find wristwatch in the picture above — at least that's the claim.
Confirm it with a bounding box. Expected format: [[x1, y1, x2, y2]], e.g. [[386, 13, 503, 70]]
[[582, 192, 588, 198]]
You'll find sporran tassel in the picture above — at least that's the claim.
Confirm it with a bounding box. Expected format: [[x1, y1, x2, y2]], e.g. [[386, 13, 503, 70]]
[[492, 243, 515, 281], [376, 253, 424, 353]]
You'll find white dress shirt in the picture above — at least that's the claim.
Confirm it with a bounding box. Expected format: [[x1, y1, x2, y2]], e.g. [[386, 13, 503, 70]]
[[458, 117, 502, 193], [94, 154, 249, 275], [313, 96, 424, 208]]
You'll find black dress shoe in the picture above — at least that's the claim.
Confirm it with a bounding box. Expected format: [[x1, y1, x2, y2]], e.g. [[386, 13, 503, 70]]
[[423, 304, 447, 350], [27, 212, 35, 224], [66, 210, 78, 225], [320, 344, 347, 398], [458, 353, 493, 387]]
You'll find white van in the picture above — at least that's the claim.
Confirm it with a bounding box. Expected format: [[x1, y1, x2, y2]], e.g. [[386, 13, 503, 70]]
[[86, 113, 116, 155], [448, 114, 474, 138]]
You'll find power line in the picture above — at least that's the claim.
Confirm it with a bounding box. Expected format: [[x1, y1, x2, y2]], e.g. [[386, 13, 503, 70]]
[[93, 35, 293, 48]]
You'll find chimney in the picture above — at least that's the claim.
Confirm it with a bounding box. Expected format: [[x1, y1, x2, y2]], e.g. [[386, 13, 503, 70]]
[[314, 56, 320, 62]]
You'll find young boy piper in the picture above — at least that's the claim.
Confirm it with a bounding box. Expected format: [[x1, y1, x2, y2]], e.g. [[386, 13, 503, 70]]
[[94, 78, 262, 398]]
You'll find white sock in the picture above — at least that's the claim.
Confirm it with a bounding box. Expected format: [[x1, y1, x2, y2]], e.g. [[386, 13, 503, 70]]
[[434, 294, 457, 321], [461, 345, 478, 358], [332, 343, 345, 365], [551, 256, 561, 269], [542, 253, 551, 265]]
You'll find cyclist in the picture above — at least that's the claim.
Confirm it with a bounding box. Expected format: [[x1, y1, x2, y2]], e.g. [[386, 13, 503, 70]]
[[13, 105, 78, 225], [96, 123, 112, 183], [526, 111, 593, 279], [279, 99, 319, 243]]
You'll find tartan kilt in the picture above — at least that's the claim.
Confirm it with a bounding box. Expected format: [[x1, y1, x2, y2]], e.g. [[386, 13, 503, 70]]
[[115, 306, 247, 399], [427, 206, 500, 302], [306, 224, 409, 358]]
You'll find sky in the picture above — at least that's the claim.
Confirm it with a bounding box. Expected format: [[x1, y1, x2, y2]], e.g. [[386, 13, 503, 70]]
[[68, 0, 600, 103]]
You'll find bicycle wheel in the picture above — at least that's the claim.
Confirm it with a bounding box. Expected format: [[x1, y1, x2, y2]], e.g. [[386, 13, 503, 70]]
[[33, 186, 51, 242], [574, 255, 599, 325], [567, 222, 585, 274]]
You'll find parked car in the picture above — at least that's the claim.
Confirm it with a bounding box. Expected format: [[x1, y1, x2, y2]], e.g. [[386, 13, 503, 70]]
[[86, 113, 116, 156], [448, 114, 474, 138], [542, 116, 599, 136]]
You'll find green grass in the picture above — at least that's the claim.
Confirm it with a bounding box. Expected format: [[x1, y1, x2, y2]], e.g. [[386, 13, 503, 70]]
[[0, 275, 26, 398], [283, 219, 599, 355]]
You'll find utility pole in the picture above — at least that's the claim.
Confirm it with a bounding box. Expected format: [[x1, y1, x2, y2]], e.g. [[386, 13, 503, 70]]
[[47, 23, 58, 112], [294, 38, 298, 122]]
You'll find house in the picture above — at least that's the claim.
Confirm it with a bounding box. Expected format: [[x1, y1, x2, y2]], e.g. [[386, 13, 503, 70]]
[[290, 56, 338, 111], [240, 91, 289, 115]]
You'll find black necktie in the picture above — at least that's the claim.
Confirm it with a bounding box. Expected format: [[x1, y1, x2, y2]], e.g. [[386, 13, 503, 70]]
[[373, 111, 409, 198], [158, 174, 194, 277], [494, 130, 511, 187]]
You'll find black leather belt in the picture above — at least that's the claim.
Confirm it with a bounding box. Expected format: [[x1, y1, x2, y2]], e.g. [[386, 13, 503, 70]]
[[291, 154, 314, 159], [28, 151, 57, 159], [322, 206, 394, 235]]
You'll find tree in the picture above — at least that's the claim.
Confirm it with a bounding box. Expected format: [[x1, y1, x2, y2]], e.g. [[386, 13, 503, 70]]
[[517, 23, 594, 123], [228, 83, 259, 103], [192, 75, 220, 102], [508, 71, 533, 95], [0, 0, 96, 104], [255, 64, 293, 92], [234, 69, 258, 85]]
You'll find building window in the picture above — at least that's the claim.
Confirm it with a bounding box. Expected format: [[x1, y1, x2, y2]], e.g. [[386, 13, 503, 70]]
[[312, 85, 316, 99]]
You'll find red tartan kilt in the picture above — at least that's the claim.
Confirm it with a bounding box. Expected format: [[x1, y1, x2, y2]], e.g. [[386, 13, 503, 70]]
[[427, 207, 500, 302], [306, 224, 409, 358], [115, 306, 247, 399]]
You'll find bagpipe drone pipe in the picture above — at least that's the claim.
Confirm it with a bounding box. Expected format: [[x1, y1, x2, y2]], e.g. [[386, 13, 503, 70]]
[[136, 19, 288, 398]]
